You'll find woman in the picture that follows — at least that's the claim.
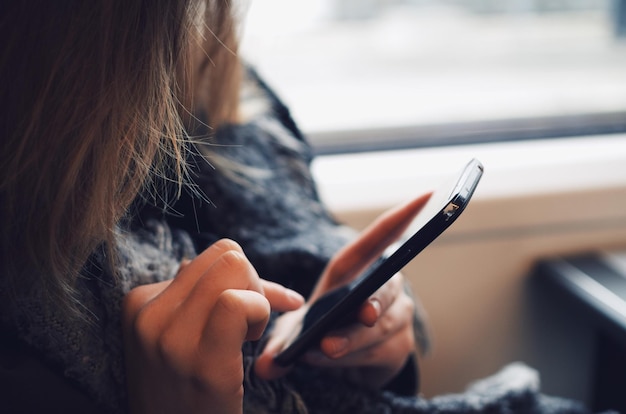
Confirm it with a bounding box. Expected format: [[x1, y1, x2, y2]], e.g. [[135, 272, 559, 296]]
[[0, 1, 594, 413], [0, 1, 425, 412]]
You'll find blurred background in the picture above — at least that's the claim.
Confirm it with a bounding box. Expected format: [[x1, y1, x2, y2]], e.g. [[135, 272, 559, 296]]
[[240, 1, 626, 411], [240, 0, 626, 153]]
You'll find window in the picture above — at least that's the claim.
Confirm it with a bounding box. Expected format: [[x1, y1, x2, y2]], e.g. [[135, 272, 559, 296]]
[[240, 0, 626, 154]]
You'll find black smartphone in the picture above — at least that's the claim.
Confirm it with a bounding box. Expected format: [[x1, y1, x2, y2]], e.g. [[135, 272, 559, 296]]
[[273, 158, 484, 367]]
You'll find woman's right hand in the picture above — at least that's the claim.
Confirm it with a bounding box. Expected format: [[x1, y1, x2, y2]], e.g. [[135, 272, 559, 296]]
[[121, 239, 304, 414]]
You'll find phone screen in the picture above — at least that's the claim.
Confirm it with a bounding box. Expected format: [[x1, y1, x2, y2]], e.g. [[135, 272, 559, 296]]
[[274, 158, 484, 366]]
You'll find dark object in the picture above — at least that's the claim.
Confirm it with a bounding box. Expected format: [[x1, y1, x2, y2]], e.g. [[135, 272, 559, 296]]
[[533, 254, 626, 413], [274, 159, 484, 366]]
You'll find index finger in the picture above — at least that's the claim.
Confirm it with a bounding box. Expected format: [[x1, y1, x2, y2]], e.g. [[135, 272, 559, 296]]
[[357, 273, 403, 327]]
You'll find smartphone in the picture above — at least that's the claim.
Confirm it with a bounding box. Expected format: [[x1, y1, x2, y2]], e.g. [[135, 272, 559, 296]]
[[273, 158, 484, 367]]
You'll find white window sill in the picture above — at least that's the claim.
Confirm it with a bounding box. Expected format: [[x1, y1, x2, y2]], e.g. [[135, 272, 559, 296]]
[[312, 134, 626, 235]]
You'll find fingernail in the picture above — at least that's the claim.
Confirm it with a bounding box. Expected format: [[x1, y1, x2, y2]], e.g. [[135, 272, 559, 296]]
[[370, 298, 382, 317], [329, 337, 349, 357]]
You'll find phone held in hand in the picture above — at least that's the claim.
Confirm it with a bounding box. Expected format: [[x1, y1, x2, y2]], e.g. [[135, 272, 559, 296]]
[[273, 158, 484, 367]]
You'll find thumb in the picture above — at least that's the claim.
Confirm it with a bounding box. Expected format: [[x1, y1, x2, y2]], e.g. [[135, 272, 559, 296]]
[[316, 192, 432, 292], [254, 335, 292, 380], [254, 307, 306, 380]]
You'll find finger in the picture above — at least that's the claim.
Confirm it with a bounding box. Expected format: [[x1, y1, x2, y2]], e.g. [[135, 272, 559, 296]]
[[124, 245, 261, 350], [176, 258, 192, 274], [122, 257, 193, 329], [338, 193, 432, 272], [358, 298, 382, 328], [304, 326, 414, 388], [254, 307, 308, 380], [253, 334, 292, 380], [357, 274, 403, 327], [308, 320, 414, 368], [122, 279, 173, 333], [174, 249, 265, 337], [169, 239, 248, 298], [316, 193, 431, 292], [123, 280, 173, 316], [318, 290, 414, 360], [198, 289, 270, 413], [260, 279, 304, 312], [205, 289, 271, 343]]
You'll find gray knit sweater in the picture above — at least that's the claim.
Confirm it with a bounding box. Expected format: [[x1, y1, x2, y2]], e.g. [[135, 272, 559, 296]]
[[0, 69, 595, 414]]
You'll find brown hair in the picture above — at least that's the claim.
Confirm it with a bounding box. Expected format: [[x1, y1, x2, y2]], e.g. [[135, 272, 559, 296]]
[[0, 1, 240, 313]]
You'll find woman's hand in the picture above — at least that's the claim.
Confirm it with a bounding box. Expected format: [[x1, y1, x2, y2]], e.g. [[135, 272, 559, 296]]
[[121, 239, 304, 414], [255, 193, 431, 388]]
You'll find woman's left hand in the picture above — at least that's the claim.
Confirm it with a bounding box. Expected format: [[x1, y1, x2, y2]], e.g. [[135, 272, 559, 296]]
[[255, 193, 431, 388]]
